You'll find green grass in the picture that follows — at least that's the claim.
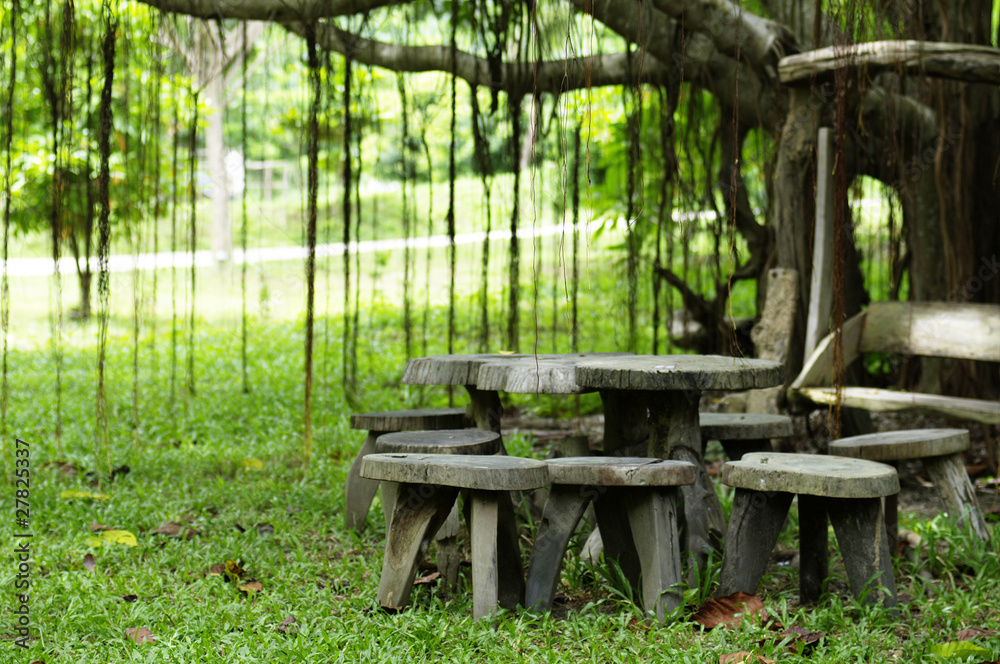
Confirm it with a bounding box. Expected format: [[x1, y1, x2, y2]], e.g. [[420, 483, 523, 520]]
[[2, 252, 998, 661]]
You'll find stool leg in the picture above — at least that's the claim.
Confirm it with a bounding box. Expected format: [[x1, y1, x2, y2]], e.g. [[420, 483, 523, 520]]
[[592, 487, 641, 589], [625, 486, 683, 621], [434, 504, 464, 588], [469, 490, 500, 619], [923, 453, 990, 541], [345, 431, 383, 530], [525, 485, 591, 610], [828, 497, 897, 608], [376, 483, 459, 610], [717, 489, 793, 597], [798, 494, 829, 604], [495, 491, 526, 610]]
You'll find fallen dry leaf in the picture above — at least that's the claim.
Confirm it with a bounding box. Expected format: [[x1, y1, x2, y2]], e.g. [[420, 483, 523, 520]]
[[207, 563, 226, 576], [121, 595, 138, 603], [150, 521, 198, 539], [82, 554, 96, 571], [693, 592, 767, 630], [255, 523, 275, 536], [414, 571, 442, 586], [238, 580, 263, 595], [224, 560, 247, 583], [772, 625, 825, 653], [719, 650, 775, 664], [125, 626, 156, 645], [957, 627, 1000, 641], [277, 616, 297, 633], [89, 523, 112, 532]]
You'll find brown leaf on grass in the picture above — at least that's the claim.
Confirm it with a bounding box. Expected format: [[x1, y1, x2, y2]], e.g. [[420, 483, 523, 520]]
[[82, 554, 96, 571], [207, 563, 226, 576], [238, 580, 263, 595], [277, 616, 297, 633], [121, 595, 138, 603], [29, 660, 46, 664], [89, 523, 112, 532], [414, 571, 442, 586], [255, 523, 275, 536], [693, 592, 767, 630], [150, 521, 199, 539], [719, 651, 775, 664], [125, 626, 156, 644], [957, 627, 1000, 640], [773, 625, 825, 653], [224, 560, 247, 583]]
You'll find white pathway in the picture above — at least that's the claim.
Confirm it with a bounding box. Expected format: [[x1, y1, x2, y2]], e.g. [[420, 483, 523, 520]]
[[3, 220, 605, 277]]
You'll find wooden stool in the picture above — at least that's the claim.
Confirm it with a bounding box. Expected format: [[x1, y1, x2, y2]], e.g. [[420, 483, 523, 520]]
[[829, 429, 989, 544], [718, 452, 900, 607], [344, 408, 470, 531], [360, 452, 549, 619], [375, 429, 502, 586], [525, 457, 696, 621], [699, 412, 794, 460]]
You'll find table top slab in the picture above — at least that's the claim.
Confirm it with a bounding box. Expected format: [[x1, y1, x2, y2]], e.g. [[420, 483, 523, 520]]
[[546, 456, 697, 487], [699, 413, 794, 440], [576, 355, 783, 392], [360, 453, 549, 490], [475, 353, 632, 394], [374, 429, 501, 455], [401, 353, 530, 386], [722, 452, 899, 498], [829, 428, 969, 461]]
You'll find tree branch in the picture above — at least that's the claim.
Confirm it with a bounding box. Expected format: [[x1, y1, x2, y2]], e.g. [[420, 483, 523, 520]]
[[284, 23, 675, 96], [136, 0, 408, 22]]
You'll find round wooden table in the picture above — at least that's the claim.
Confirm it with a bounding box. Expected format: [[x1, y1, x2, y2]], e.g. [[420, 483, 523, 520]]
[[401, 352, 630, 433], [575, 354, 784, 569]]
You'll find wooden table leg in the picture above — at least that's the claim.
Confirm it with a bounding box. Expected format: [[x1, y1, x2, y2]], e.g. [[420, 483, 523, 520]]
[[646, 390, 725, 570], [599, 389, 649, 455], [525, 485, 591, 610], [463, 384, 503, 434]]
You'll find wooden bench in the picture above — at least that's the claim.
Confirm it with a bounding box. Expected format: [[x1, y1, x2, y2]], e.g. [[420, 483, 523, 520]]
[[789, 301, 1000, 424], [525, 457, 696, 622], [360, 452, 549, 619], [829, 429, 989, 543], [718, 452, 900, 608], [344, 408, 471, 530]]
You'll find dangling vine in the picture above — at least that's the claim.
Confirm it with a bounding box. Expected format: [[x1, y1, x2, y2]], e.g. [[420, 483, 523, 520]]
[[169, 70, 181, 415], [470, 88, 493, 352], [187, 87, 199, 397], [445, 0, 458, 360], [240, 20, 250, 394], [507, 92, 523, 351], [398, 75, 413, 359], [302, 23, 322, 460], [95, 0, 117, 481], [341, 52, 353, 394], [1, 0, 19, 470]]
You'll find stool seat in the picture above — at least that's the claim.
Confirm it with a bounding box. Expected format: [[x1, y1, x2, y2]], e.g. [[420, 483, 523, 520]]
[[545, 456, 697, 486], [719, 452, 899, 608], [361, 452, 548, 491], [699, 413, 793, 440], [375, 429, 500, 455], [361, 452, 549, 619], [526, 457, 696, 621], [350, 407, 470, 432], [830, 429, 988, 543], [723, 452, 899, 498], [829, 428, 968, 460]]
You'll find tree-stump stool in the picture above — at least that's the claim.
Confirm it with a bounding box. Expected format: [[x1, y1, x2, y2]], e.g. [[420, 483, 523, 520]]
[[344, 408, 470, 531], [699, 412, 794, 460], [829, 429, 989, 547], [360, 452, 549, 619], [718, 452, 900, 608], [525, 457, 696, 621], [373, 429, 501, 587]]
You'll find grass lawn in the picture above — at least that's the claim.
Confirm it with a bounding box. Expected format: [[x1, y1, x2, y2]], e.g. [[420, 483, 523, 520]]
[[2, 261, 999, 662]]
